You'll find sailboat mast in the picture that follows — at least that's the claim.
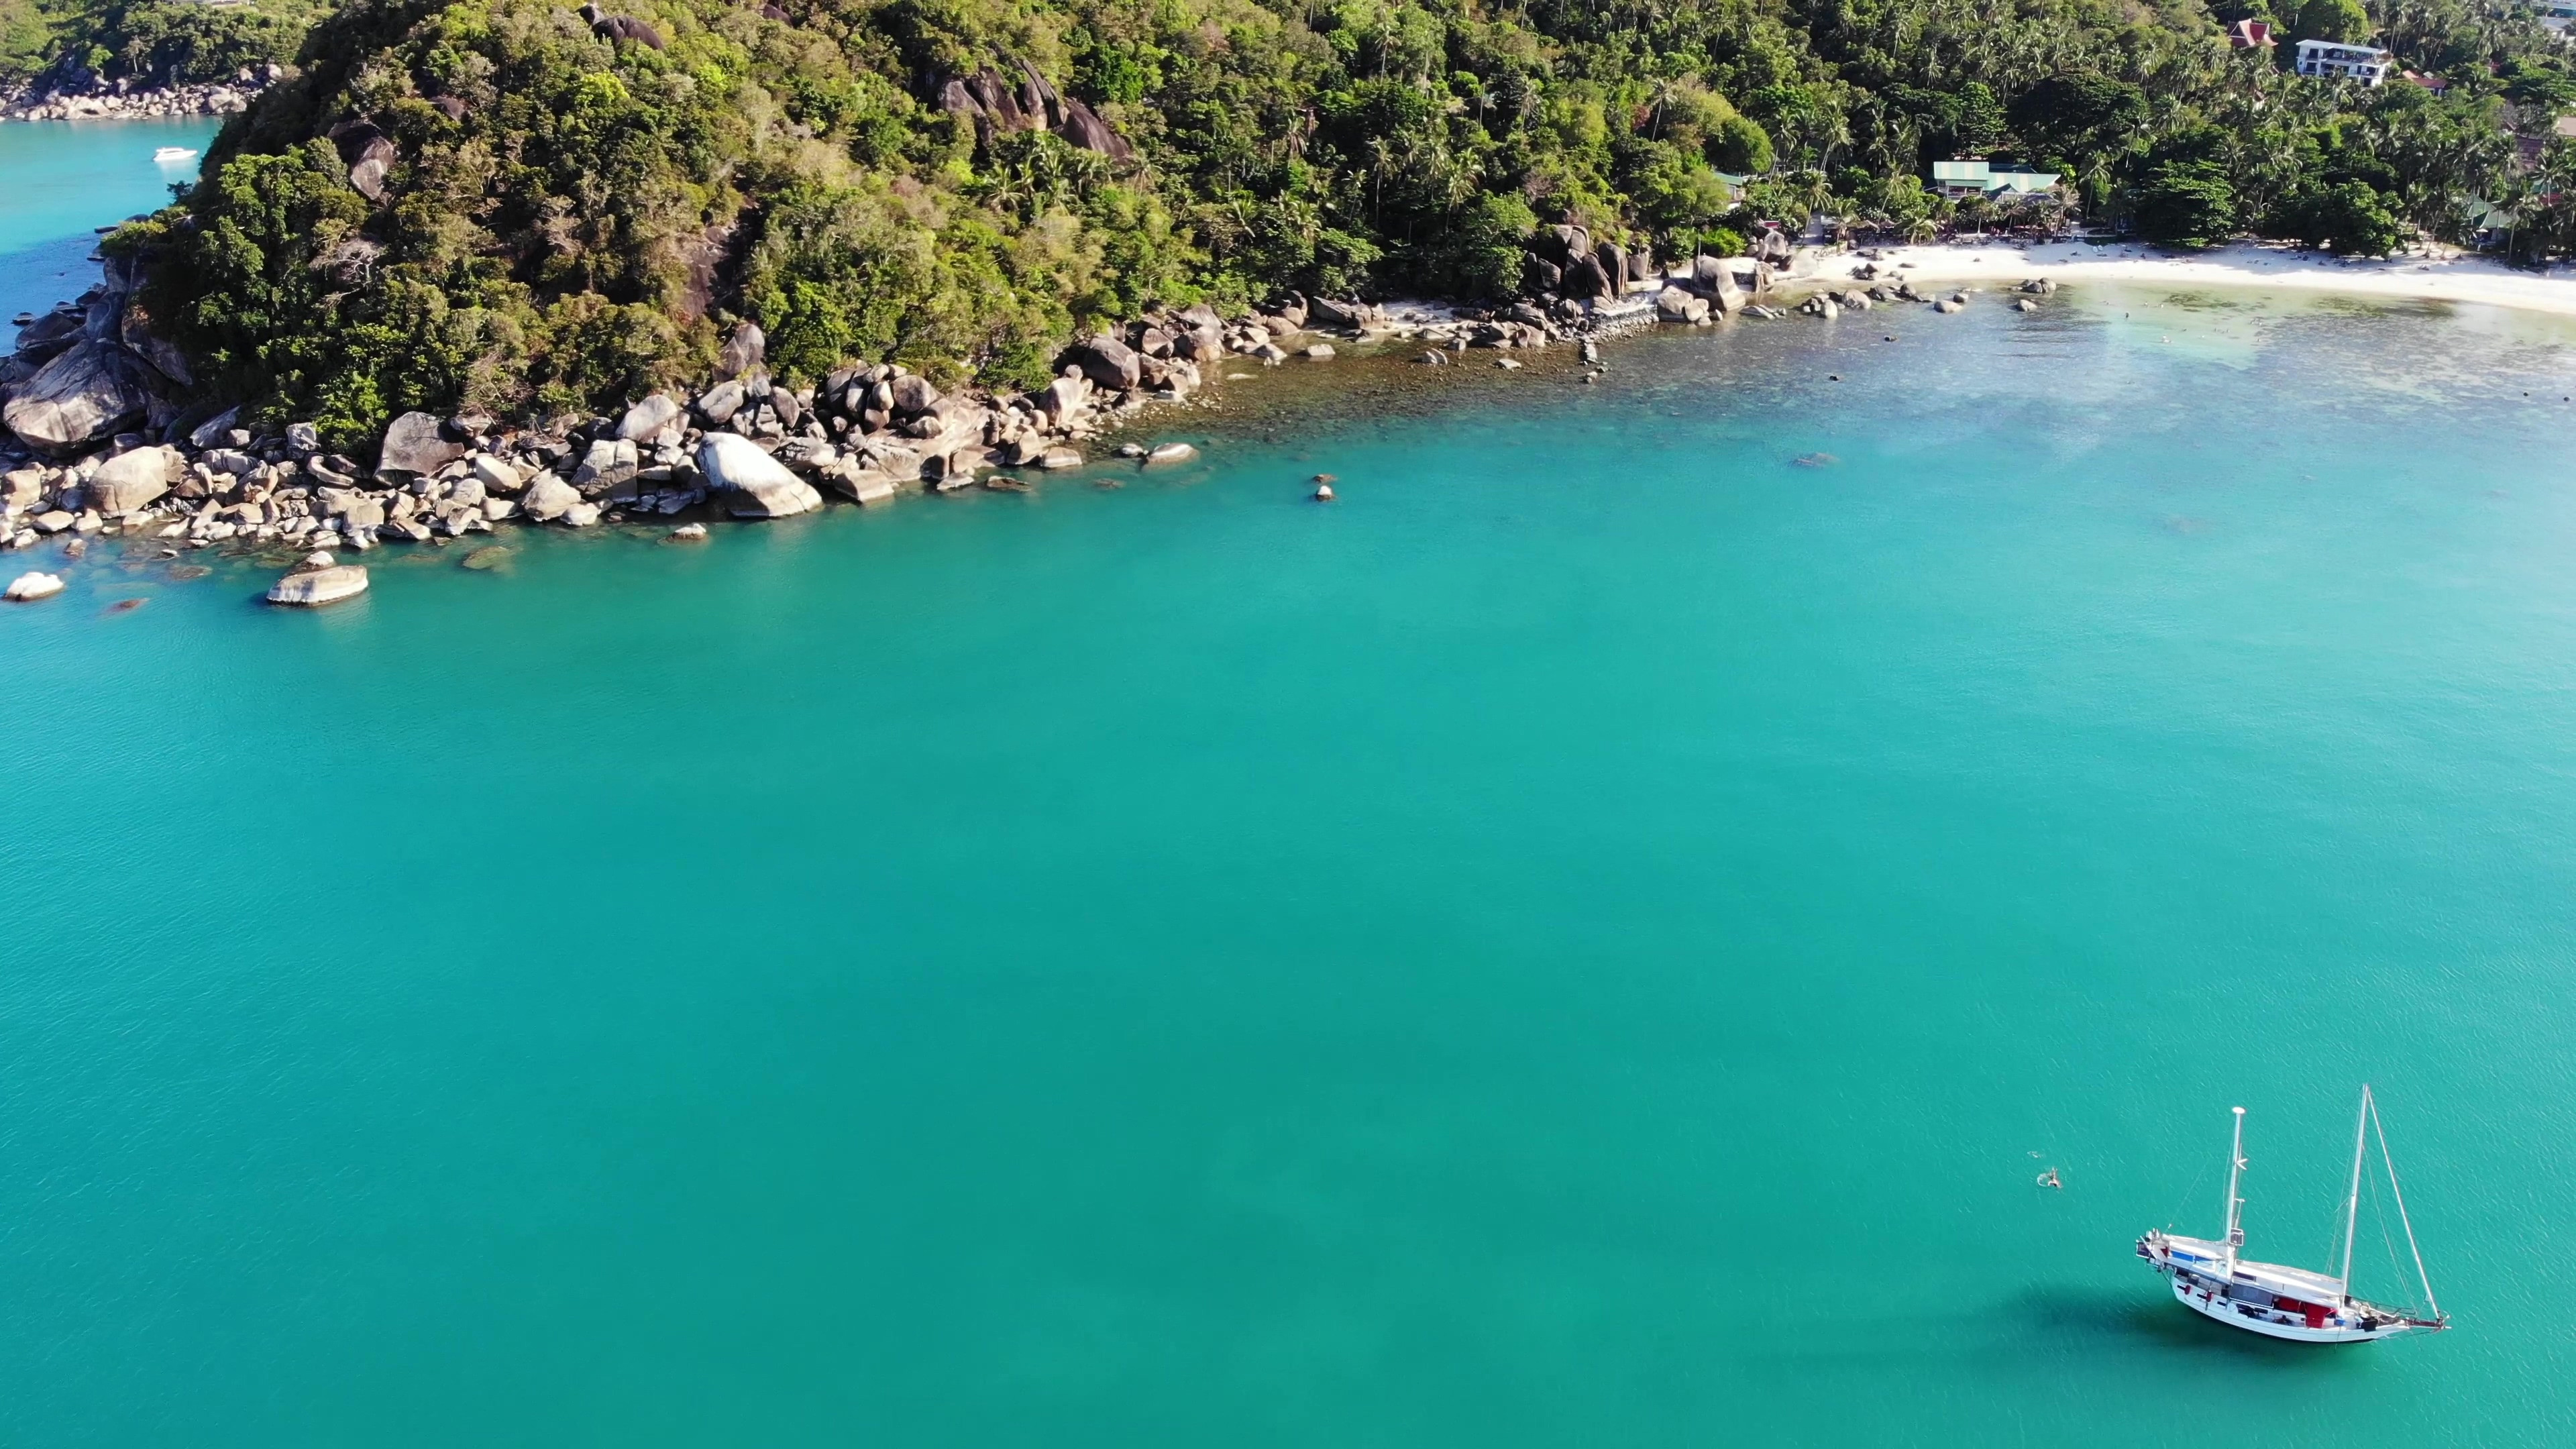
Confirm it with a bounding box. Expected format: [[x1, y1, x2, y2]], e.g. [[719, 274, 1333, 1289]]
[[2223, 1106, 2247, 1260], [2340, 1085, 2371, 1296]]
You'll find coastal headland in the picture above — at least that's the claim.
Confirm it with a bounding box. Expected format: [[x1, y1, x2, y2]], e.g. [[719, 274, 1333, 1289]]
[[17, 231, 2576, 607], [0, 226, 1729, 598]]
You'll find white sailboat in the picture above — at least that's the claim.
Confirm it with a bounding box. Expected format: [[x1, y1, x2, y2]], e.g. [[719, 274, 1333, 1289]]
[[2136, 1086, 2447, 1342]]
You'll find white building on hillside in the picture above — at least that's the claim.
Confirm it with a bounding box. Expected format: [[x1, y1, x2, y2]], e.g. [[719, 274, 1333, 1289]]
[[2294, 40, 2394, 84]]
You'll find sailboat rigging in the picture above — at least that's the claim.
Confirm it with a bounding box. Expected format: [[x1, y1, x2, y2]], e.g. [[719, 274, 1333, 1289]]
[[2136, 1086, 2448, 1343]]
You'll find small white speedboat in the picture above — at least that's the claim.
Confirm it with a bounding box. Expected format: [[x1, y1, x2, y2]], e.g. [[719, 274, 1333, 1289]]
[[153, 146, 198, 163], [2137, 1087, 2447, 1343]]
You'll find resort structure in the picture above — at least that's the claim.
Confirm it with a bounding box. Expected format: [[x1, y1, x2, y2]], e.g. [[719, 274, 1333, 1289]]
[[1929, 160, 2061, 202], [2294, 39, 2394, 85]]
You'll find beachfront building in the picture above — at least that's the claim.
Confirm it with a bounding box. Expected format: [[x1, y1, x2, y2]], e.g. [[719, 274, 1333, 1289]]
[[1929, 160, 2062, 201], [2294, 40, 2394, 85], [2534, 0, 2576, 34]]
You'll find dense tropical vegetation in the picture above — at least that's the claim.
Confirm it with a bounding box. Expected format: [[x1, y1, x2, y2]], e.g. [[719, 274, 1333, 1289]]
[[25, 0, 2576, 440], [3, 0, 322, 88]]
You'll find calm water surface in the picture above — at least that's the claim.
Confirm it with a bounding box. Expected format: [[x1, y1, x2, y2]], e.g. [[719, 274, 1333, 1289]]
[[0, 117, 215, 321], [7, 202, 2576, 1440]]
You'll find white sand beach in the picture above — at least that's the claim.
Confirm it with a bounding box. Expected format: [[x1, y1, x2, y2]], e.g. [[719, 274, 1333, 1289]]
[[1832, 240, 2576, 317]]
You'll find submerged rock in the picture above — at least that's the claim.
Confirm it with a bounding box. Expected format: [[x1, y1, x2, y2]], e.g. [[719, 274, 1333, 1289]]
[[1144, 441, 1197, 465]]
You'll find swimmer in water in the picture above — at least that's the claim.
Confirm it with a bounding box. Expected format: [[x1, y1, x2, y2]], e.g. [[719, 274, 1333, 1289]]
[[2037, 1168, 2062, 1189]]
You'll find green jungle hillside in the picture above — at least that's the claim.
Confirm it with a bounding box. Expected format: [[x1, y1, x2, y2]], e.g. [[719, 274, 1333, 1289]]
[[48, 0, 2576, 441], [3, 0, 323, 88]]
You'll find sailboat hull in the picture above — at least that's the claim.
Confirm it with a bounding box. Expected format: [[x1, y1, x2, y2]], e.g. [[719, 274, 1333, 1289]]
[[2139, 1232, 2436, 1344], [2168, 1273, 2419, 1343]]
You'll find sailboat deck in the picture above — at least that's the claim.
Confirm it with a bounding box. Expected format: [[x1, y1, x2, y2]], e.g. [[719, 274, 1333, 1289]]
[[2157, 1235, 2349, 1301]]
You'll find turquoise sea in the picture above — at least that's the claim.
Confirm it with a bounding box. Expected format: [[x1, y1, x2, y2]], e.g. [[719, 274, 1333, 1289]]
[[0, 117, 216, 320], [11, 140, 2576, 1444]]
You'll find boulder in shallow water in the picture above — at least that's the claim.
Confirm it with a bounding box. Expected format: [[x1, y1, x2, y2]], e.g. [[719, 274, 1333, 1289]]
[[726, 477, 821, 519], [5, 571, 64, 601], [696, 431, 800, 492], [830, 468, 898, 505], [265, 564, 368, 606], [1144, 441, 1198, 465], [519, 471, 580, 521]]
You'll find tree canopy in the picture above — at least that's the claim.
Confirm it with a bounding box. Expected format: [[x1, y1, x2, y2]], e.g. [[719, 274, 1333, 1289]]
[[40, 0, 2569, 440]]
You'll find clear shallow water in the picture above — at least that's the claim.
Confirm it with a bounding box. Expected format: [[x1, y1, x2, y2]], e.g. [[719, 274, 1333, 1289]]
[[0, 117, 215, 321], [10, 280, 2576, 1441]]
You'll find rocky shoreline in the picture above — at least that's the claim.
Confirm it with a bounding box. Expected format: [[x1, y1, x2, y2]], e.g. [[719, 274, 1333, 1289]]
[[2, 59, 278, 122], [4, 223, 2026, 606]]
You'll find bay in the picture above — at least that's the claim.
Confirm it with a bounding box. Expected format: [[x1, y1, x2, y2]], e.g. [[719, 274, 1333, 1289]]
[[0, 116, 217, 322], [7, 160, 2576, 1440]]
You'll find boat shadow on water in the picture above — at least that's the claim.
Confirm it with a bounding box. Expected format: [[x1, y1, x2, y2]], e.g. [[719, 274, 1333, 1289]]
[[1996, 1285, 2394, 1368]]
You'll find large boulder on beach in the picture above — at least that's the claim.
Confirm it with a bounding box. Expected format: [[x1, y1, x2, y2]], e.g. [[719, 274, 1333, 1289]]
[[1595, 241, 1631, 296], [614, 392, 682, 440], [727, 476, 822, 518], [88, 445, 180, 513], [1562, 254, 1611, 300], [697, 431, 798, 491], [1540, 224, 1592, 265], [1309, 297, 1383, 329], [1656, 287, 1710, 323], [1694, 255, 1748, 314], [1061, 334, 1142, 392], [266, 564, 368, 606], [376, 411, 468, 476], [1036, 374, 1089, 423], [11, 308, 85, 367], [889, 374, 941, 414], [698, 432, 820, 517], [694, 379, 745, 425], [714, 321, 765, 380], [519, 471, 580, 521], [3, 339, 150, 453]]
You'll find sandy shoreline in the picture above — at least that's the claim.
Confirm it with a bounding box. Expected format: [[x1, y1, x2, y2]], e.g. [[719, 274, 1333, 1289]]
[[1819, 240, 2576, 317]]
